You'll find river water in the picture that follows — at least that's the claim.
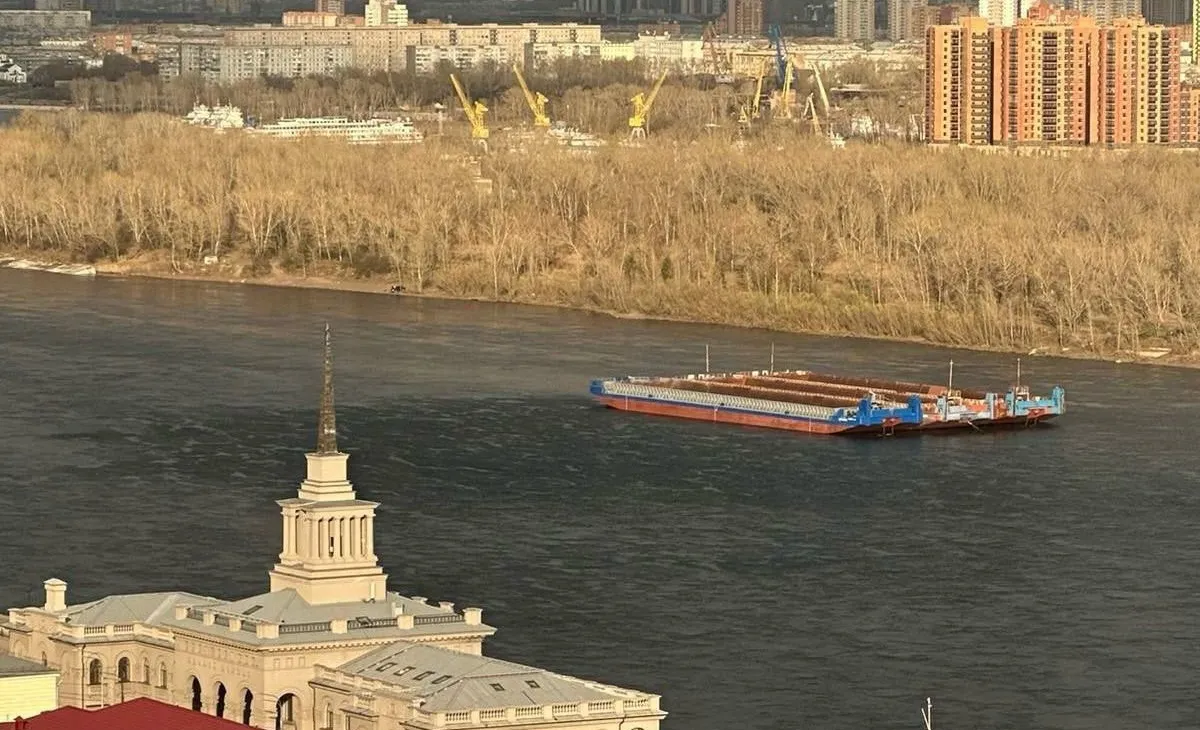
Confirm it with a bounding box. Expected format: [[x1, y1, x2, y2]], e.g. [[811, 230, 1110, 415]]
[[1, 269, 1197, 730]]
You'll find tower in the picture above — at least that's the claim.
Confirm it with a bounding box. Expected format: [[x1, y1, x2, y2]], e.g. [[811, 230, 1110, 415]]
[[268, 325, 389, 605]]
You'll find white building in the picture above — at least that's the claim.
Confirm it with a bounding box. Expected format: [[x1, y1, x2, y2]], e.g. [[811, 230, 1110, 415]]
[[365, 0, 409, 27], [0, 328, 665, 730], [407, 43, 511, 72], [979, 0, 1037, 26], [0, 54, 27, 84], [0, 655, 58, 722]]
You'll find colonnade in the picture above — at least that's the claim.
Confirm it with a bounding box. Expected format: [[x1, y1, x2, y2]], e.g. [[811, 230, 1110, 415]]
[[281, 512, 373, 562]]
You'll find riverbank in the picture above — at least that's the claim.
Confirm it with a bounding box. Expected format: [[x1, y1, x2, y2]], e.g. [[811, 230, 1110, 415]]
[[4, 113, 1200, 369], [49, 252, 1186, 370]]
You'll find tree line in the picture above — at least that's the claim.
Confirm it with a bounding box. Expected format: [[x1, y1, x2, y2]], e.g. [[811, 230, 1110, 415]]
[[64, 57, 919, 137], [6, 111, 1184, 359]]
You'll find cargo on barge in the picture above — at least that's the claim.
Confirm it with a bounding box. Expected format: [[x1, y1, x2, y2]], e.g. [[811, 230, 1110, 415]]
[[589, 367, 1065, 436]]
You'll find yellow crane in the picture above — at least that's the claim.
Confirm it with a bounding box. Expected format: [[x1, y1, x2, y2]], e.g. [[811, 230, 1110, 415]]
[[773, 58, 795, 122], [512, 63, 550, 127], [738, 59, 769, 129], [450, 73, 489, 150], [628, 70, 668, 140]]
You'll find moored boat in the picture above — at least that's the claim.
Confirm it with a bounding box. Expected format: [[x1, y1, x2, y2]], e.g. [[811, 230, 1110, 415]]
[[589, 367, 1065, 436]]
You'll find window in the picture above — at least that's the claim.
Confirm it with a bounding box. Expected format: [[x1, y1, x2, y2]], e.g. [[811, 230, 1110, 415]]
[[394, 666, 414, 676], [413, 671, 434, 681], [159, 663, 168, 688], [117, 657, 130, 683], [525, 680, 541, 689], [40, 653, 47, 666], [142, 660, 150, 683], [490, 683, 505, 692], [431, 675, 452, 685], [324, 703, 334, 730], [88, 659, 103, 685], [376, 662, 397, 672]]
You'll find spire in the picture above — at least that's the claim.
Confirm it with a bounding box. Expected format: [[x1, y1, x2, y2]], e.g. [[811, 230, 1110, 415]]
[[317, 323, 338, 454]]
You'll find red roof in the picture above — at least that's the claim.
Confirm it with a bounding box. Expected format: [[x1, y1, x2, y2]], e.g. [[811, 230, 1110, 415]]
[[0, 698, 250, 730]]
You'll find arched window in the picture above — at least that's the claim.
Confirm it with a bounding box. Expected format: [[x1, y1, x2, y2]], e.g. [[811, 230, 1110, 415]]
[[215, 683, 227, 718], [88, 659, 103, 685], [242, 688, 254, 725], [40, 652, 47, 666], [324, 702, 333, 729], [275, 693, 297, 730], [117, 657, 130, 683], [159, 663, 168, 689], [143, 659, 151, 684]]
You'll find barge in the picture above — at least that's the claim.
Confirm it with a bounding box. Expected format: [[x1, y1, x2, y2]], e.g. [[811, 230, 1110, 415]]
[[589, 367, 1065, 436]]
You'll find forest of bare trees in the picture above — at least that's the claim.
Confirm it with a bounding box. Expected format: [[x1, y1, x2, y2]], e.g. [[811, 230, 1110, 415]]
[[2, 111, 1196, 359]]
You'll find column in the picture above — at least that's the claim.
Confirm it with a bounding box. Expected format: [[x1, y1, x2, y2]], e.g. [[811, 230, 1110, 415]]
[[338, 518, 347, 560], [365, 516, 374, 558], [349, 518, 359, 560], [282, 513, 293, 557], [310, 517, 320, 559]]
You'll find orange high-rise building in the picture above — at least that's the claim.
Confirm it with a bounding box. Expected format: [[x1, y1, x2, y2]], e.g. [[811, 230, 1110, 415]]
[[992, 6, 1099, 144], [925, 6, 1185, 146], [925, 15, 995, 144]]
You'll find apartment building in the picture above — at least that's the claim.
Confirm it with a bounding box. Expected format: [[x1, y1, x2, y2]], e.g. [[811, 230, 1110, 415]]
[[835, 0, 875, 40], [724, 0, 764, 36], [926, 7, 1185, 146], [0, 10, 90, 35], [992, 6, 1099, 144], [925, 15, 994, 144], [888, 0, 925, 41], [1066, 0, 1140, 24], [166, 22, 604, 79]]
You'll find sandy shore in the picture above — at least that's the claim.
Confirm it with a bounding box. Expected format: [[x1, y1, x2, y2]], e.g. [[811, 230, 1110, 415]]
[[3, 253, 1193, 370]]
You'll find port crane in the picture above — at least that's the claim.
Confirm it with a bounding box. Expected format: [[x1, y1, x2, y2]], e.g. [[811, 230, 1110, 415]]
[[450, 73, 489, 151], [511, 63, 550, 127], [628, 70, 668, 140], [701, 22, 735, 85], [737, 59, 768, 130]]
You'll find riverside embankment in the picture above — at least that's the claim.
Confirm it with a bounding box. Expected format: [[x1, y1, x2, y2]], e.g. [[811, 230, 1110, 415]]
[[3, 111, 1199, 366]]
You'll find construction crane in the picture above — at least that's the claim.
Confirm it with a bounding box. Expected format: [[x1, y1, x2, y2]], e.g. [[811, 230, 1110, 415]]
[[511, 63, 549, 127], [450, 73, 489, 151], [772, 58, 795, 121], [737, 59, 768, 130], [702, 22, 735, 84], [629, 70, 668, 140], [767, 24, 788, 87]]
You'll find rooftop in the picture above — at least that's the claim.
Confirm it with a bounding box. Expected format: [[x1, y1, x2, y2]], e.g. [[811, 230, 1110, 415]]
[[330, 642, 648, 713], [61, 591, 216, 626], [0, 654, 56, 677], [0, 698, 250, 730]]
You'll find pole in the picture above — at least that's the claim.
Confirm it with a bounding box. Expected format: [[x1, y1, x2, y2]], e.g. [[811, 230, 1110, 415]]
[[921, 697, 933, 730], [705, 344, 710, 374], [769, 342, 775, 373], [948, 359, 954, 394], [1016, 357, 1022, 390]]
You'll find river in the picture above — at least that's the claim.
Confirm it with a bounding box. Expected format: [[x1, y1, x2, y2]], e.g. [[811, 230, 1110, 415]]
[[1, 269, 1197, 730]]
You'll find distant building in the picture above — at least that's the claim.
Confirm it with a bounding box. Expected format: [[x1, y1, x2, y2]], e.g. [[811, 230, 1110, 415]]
[[0, 55, 27, 84], [836, 0, 875, 39], [925, 7, 1184, 145], [979, 0, 1035, 27], [281, 11, 363, 26], [364, 0, 409, 26], [1066, 0, 1141, 23], [313, 0, 344, 14], [1142, 0, 1189, 25], [0, 10, 91, 36], [723, 0, 764, 36], [33, 0, 84, 10], [0, 655, 57, 722], [888, 0, 923, 40]]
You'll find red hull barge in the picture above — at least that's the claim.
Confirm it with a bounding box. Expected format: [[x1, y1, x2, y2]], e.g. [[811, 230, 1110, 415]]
[[589, 369, 1065, 436]]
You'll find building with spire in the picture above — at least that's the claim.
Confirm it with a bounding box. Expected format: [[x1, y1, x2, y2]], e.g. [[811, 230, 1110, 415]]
[[0, 328, 665, 730]]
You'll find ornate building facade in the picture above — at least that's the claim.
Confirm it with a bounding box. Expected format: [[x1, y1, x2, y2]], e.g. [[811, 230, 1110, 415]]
[[0, 328, 665, 730]]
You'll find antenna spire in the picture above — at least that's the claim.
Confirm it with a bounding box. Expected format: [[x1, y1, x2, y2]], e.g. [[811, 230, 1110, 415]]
[[317, 323, 338, 454]]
